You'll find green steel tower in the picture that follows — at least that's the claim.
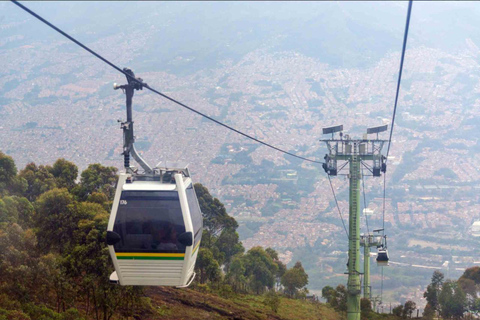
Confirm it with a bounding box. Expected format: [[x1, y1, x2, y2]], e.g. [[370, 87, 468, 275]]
[[361, 233, 381, 299], [363, 239, 371, 299], [321, 125, 387, 320]]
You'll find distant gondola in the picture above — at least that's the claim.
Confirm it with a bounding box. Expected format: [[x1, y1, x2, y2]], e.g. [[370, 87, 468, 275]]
[[376, 248, 389, 267], [375, 232, 389, 267]]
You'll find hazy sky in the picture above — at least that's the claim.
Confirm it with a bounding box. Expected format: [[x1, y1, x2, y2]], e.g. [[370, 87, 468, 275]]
[[3, 1, 480, 73]]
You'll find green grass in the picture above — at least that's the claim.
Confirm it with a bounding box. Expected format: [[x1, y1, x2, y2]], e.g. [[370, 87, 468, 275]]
[[145, 287, 342, 320]]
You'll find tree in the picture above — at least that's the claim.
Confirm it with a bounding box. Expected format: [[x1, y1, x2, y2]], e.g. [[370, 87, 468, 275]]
[[422, 303, 436, 320], [360, 298, 372, 320], [85, 192, 111, 213], [458, 266, 480, 313], [0, 151, 27, 198], [403, 300, 416, 318], [460, 266, 480, 284], [0, 223, 39, 304], [194, 183, 237, 236], [321, 285, 336, 304], [281, 261, 308, 298], [193, 183, 244, 275], [19, 163, 57, 201], [225, 254, 247, 293], [424, 270, 444, 314], [195, 248, 221, 285], [243, 246, 277, 294], [438, 280, 466, 319], [321, 284, 347, 312], [458, 277, 476, 299], [49, 159, 78, 190], [75, 164, 117, 200], [334, 285, 347, 312], [0, 196, 33, 227], [34, 188, 78, 253], [5, 175, 28, 197], [215, 227, 244, 271], [266, 248, 286, 289], [0, 158, 157, 320], [392, 304, 404, 317], [0, 223, 66, 309], [0, 151, 17, 191]]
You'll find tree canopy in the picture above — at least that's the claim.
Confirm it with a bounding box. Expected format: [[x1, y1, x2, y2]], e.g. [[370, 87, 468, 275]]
[[0, 151, 312, 319], [281, 261, 308, 298]]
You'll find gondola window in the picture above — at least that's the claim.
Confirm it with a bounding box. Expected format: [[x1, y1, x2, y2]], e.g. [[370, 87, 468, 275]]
[[113, 191, 187, 253]]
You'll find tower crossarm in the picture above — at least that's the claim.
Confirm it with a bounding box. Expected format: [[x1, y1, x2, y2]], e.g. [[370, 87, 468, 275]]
[[320, 139, 388, 177]]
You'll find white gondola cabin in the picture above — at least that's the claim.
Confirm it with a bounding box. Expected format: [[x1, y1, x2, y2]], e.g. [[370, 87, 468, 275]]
[[376, 248, 389, 266], [373, 230, 389, 267], [106, 164, 203, 287]]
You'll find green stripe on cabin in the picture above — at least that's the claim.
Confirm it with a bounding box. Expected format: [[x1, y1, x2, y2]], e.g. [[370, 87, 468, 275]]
[[117, 256, 185, 260]]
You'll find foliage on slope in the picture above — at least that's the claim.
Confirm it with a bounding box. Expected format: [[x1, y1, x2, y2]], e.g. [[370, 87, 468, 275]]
[[0, 151, 318, 320], [144, 286, 341, 320], [421, 268, 480, 319]]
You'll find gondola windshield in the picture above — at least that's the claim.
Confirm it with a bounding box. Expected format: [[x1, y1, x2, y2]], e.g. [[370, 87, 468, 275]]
[[113, 191, 187, 254]]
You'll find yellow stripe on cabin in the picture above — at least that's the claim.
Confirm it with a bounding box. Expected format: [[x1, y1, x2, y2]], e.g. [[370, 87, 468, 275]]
[[191, 241, 201, 256], [116, 252, 185, 258]]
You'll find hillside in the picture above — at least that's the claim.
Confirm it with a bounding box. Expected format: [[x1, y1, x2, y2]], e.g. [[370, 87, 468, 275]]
[[144, 287, 340, 320], [0, 150, 413, 320], [0, 151, 347, 320]]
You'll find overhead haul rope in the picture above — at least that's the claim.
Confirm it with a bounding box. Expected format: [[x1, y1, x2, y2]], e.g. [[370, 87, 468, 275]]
[[11, 0, 323, 165], [386, 0, 413, 161], [380, 0, 413, 306], [382, 173, 387, 236], [361, 166, 370, 235], [382, 0, 413, 246], [327, 175, 349, 239]]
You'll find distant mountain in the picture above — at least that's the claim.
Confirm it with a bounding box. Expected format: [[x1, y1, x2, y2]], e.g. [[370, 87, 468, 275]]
[[4, 2, 480, 75]]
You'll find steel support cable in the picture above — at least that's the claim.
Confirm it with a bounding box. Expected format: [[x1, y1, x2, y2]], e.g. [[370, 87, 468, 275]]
[[379, 4, 412, 307], [11, 0, 323, 165], [327, 174, 349, 239], [379, 170, 386, 309], [380, 266, 384, 306], [386, 0, 413, 162], [143, 83, 324, 164], [361, 166, 370, 235], [382, 172, 386, 238]]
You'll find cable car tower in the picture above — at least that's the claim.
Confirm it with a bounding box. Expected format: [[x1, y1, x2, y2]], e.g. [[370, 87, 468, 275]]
[[321, 124, 388, 320], [360, 231, 382, 299]]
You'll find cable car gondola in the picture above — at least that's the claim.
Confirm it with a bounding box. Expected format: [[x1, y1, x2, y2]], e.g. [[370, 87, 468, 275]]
[[376, 248, 389, 267], [375, 234, 389, 267], [107, 164, 203, 286], [106, 69, 202, 286]]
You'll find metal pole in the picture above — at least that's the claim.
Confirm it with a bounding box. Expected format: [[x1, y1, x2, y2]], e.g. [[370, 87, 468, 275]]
[[123, 85, 134, 169], [115, 68, 153, 174], [347, 142, 361, 320], [363, 238, 370, 299], [125, 85, 133, 123], [321, 131, 387, 320]]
